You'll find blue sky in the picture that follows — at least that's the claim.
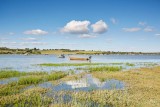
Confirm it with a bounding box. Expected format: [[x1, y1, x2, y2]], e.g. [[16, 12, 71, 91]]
[[0, 0, 160, 52]]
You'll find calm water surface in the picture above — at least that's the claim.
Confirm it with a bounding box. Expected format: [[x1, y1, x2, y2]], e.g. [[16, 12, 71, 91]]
[[0, 54, 160, 71]]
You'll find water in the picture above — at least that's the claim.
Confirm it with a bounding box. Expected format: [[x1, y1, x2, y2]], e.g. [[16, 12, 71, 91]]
[[0, 77, 18, 84], [37, 74, 124, 106], [0, 54, 160, 72], [21, 74, 124, 91], [19, 74, 124, 92]]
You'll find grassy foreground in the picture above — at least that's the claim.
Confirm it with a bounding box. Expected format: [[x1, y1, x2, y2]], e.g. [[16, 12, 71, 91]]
[[53, 66, 160, 107], [0, 66, 160, 107], [88, 66, 160, 107]]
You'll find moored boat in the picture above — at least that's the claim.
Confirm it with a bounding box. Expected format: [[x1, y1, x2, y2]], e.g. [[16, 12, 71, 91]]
[[69, 56, 91, 60], [58, 54, 65, 58]]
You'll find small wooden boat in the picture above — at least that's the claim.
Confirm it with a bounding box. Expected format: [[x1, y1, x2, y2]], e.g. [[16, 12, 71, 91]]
[[24, 53, 29, 56], [58, 54, 65, 58], [69, 56, 91, 60]]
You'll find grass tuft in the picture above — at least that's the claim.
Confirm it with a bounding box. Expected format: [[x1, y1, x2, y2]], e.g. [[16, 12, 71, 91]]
[[0, 70, 48, 79], [126, 62, 135, 66], [87, 66, 122, 72], [17, 72, 67, 85]]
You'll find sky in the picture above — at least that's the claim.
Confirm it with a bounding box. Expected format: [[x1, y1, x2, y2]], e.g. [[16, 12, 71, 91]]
[[0, 0, 160, 52]]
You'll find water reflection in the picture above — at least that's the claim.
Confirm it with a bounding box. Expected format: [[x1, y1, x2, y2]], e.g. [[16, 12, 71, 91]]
[[36, 74, 125, 91]]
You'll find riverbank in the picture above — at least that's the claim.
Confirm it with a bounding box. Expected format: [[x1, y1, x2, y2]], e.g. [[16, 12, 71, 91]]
[[1, 47, 160, 55], [0, 66, 160, 106]]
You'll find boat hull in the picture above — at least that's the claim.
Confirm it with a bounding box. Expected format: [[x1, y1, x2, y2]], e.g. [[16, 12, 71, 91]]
[[69, 57, 89, 60]]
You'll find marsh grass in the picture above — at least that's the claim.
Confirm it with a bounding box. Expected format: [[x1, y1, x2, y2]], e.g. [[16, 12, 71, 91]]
[[0, 87, 52, 107], [68, 90, 132, 107], [38, 63, 105, 67], [0, 70, 47, 79], [126, 62, 135, 66], [0, 71, 68, 106], [87, 66, 122, 72], [46, 72, 67, 81], [16, 72, 67, 85], [18, 76, 45, 85], [0, 70, 26, 79], [1, 66, 160, 107], [0, 84, 27, 96], [90, 66, 160, 107]]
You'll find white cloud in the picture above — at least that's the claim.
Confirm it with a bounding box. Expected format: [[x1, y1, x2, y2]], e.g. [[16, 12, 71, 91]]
[[91, 20, 108, 34], [144, 26, 154, 32], [61, 20, 90, 34], [24, 29, 48, 35], [78, 34, 97, 38], [138, 22, 146, 26], [122, 27, 141, 32], [110, 18, 117, 24], [155, 33, 160, 36]]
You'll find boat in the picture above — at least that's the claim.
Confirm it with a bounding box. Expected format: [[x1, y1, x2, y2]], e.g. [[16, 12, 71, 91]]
[[24, 53, 29, 56], [58, 54, 65, 58], [69, 56, 91, 60]]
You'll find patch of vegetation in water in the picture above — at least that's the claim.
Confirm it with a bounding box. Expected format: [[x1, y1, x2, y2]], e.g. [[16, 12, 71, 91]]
[[0, 70, 48, 79], [87, 66, 122, 72], [0, 70, 26, 79], [38, 63, 105, 67], [125, 62, 135, 66], [17, 76, 45, 85], [16, 72, 67, 85], [109, 62, 124, 65]]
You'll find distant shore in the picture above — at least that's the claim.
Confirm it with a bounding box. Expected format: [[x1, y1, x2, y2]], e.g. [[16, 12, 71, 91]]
[[0, 47, 160, 55]]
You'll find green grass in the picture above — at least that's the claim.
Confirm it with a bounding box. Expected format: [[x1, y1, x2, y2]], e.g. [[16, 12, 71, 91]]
[[18, 76, 45, 85], [46, 72, 67, 81], [126, 62, 135, 66], [0, 70, 48, 79], [38, 63, 105, 67], [87, 66, 122, 72], [0, 70, 26, 79], [90, 66, 160, 107], [0, 87, 51, 107], [17, 72, 67, 85], [0, 84, 27, 96]]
